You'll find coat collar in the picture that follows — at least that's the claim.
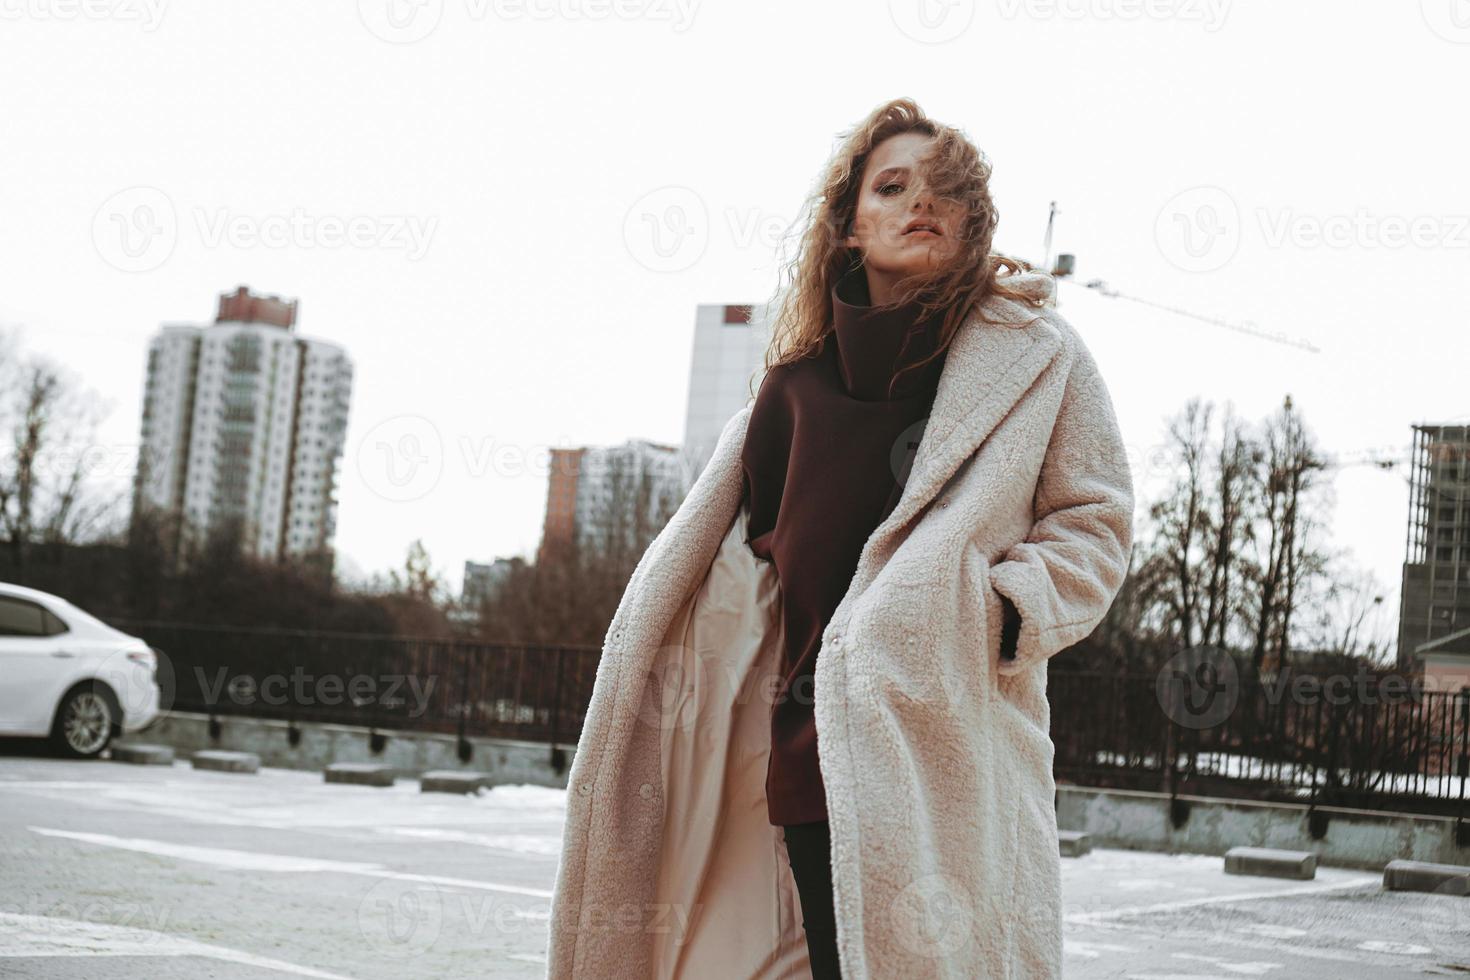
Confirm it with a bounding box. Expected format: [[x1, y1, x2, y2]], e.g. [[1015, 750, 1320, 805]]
[[867, 270, 1064, 546], [829, 265, 948, 401]]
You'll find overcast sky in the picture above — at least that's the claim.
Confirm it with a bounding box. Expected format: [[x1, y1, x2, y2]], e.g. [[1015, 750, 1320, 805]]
[[2, 2, 1466, 644]]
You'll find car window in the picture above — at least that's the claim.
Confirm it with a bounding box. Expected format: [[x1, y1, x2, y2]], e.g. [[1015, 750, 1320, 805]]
[[42, 608, 70, 636], [0, 596, 49, 637]]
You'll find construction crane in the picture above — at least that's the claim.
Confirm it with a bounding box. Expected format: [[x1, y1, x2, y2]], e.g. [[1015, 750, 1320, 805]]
[[1073, 278, 1322, 354], [1026, 201, 1322, 354]]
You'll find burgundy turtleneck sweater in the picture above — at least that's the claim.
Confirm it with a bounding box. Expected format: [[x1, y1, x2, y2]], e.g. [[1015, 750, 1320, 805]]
[[740, 265, 1021, 827]]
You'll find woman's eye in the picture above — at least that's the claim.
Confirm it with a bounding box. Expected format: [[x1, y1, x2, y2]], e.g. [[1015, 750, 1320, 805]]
[[878, 182, 903, 196]]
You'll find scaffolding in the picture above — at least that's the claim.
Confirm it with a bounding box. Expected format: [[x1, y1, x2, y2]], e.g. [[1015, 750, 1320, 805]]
[[1399, 424, 1470, 668]]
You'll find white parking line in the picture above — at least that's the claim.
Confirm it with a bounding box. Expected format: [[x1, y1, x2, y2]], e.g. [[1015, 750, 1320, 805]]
[[29, 827, 554, 898], [0, 911, 360, 979], [1066, 874, 1380, 925]]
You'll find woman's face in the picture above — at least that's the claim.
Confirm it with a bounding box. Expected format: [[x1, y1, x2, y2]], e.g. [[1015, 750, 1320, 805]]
[[842, 131, 965, 305]]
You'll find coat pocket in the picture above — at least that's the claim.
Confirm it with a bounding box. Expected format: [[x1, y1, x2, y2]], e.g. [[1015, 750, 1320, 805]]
[[962, 537, 1004, 704]]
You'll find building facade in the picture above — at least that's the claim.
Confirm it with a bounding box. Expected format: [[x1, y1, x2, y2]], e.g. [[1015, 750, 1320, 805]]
[[1398, 423, 1470, 690], [532, 299, 769, 569], [680, 302, 770, 476], [133, 286, 353, 570], [537, 439, 686, 565]]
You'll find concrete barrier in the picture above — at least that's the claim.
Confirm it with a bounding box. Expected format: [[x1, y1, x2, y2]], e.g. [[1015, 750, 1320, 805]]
[[421, 771, 494, 794], [144, 712, 567, 789], [1383, 859, 1470, 894], [1058, 830, 1092, 857], [324, 762, 396, 787], [110, 743, 174, 765], [1057, 784, 1470, 871], [1224, 846, 1317, 880], [192, 750, 259, 774]]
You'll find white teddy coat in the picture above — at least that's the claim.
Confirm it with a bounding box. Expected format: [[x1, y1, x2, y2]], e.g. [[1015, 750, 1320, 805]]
[[545, 271, 1135, 979]]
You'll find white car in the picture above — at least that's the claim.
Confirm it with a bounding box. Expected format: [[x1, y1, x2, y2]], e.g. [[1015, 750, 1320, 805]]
[[0, 582, 163, 758]]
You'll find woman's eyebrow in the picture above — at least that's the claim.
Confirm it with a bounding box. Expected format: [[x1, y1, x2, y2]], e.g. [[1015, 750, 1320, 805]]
[[871, 165, 909, 184]]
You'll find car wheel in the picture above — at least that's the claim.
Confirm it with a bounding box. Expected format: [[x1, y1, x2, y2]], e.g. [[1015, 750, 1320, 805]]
[[51, 683, 117, 759]]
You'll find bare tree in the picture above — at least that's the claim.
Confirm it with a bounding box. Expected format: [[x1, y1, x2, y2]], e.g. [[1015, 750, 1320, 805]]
[[0, 333, 118, 572], [1128, 398, 1212, 646], [1199, 406, 1253, 647], [1302, 561, 1392, 663], [1124, 393, 1352, 677], [1245, 395, 1329, 673]]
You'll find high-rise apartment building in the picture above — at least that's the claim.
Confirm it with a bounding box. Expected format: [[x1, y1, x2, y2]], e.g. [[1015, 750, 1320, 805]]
[[133, 286, 353, 569], [537, 438, 686, 565], [1398, 423, 1470, 690], [680, 302, 771, 476]]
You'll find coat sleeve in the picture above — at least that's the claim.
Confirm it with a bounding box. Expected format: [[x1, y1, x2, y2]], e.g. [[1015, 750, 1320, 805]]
[[986, 337, 1134, 677]]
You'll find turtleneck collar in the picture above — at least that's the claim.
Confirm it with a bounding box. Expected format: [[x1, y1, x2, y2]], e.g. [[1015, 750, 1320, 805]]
[[829, 265, 949, 401]]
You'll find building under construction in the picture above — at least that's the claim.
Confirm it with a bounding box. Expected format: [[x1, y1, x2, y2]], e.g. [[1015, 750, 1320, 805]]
[[1398, 423, 1470, 690]]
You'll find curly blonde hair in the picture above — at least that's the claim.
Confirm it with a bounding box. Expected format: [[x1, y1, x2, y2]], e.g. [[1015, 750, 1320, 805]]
[[754, 97, 1042, 400]]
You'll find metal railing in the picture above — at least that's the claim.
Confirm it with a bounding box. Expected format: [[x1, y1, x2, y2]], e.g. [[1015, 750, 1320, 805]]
[[113, 619, 1469, 841], [1048, 670, 1470, 844], [115, 620, 601, 749]]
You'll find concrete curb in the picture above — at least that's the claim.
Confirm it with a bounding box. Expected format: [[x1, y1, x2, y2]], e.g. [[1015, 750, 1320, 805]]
[[324, 762, 396, 788], [420, 771, 495, 794], [1058, 829, 1092, 857], [111, 743, 175, 765], [1224, 846, 1318, 880], [191, 750, 260, 774], [1383, 859, 1470, 894]]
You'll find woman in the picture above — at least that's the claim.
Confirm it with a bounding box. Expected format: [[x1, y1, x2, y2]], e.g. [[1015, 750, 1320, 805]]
[[545, 98, 1134, 980]]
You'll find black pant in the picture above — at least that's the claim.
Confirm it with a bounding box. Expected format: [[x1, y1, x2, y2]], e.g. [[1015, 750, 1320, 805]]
[[781, 820, 842, 979]]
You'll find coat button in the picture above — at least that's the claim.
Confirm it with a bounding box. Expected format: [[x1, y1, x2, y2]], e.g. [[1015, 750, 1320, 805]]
[[578, 783, 592, 796], [639, 782, 654, 800]]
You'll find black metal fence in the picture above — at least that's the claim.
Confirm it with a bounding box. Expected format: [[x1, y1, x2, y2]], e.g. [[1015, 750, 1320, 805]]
[[116, 620, 601, 747], [1049, 669, 1470, 843], [117, 620, 1469, 839]]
